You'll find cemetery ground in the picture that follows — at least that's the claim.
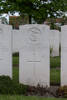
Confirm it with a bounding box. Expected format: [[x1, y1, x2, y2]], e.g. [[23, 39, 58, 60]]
[[0, 95, 66, 100], [0, 54, 66, 100], [12, 54, 62, 97]]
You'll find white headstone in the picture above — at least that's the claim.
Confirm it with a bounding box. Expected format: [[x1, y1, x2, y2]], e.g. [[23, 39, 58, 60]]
[[50, 30, 59, 57], [12, 30, 21, 53], [19, 24, 50, 87], [61, 25, 67, 86], [0, 23, 12, 78]]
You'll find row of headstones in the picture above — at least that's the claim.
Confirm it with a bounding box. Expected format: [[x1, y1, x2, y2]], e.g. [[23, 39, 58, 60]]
[[0, 22, 66, 87], [12, 25, 60, 57]]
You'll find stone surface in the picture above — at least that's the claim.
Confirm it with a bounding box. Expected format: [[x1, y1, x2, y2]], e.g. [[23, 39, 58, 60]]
[[19, 24, 50, 87], [49, 30, 59, 57], [61, 25, 67, 86], [12, 29, 21, 53], [12, 25, 60, 58], [0, 22, 12, 78]]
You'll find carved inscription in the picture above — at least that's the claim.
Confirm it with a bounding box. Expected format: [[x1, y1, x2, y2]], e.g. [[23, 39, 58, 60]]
[[29, 27, 41, 44]]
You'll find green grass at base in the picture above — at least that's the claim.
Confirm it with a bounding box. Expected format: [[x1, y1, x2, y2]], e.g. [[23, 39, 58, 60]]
[[50, 69, 60, 85], [50, 56, 60, 68], [13, 67, 19, 83], [0, 95, 66, 100], [13, 56, 19, 65]]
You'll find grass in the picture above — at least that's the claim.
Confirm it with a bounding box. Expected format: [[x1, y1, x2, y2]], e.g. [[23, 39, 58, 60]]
[[13, 67, 19, 83], [50, 56, 60, 85], [13, 54, 19, 83], [50, 69, 60, 85], [0, 95, 66, 100], [13, 56, 19, 66], [50, 56, 60, 68]]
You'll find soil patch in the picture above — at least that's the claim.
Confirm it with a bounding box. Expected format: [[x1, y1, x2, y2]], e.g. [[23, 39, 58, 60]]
[[26, 86, 59, 98]]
